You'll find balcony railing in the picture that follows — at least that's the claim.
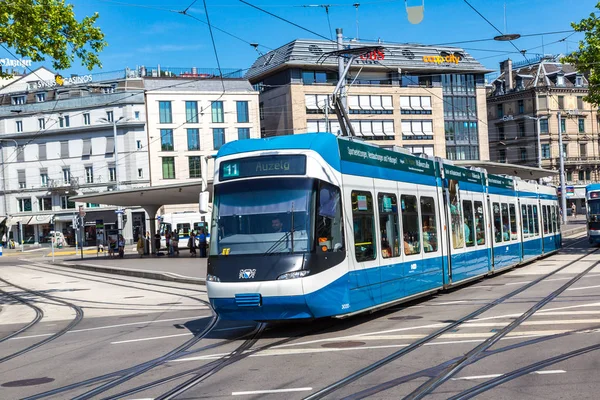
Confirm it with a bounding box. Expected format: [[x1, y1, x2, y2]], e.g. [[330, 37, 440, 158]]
[[48, 177, 80, 193]]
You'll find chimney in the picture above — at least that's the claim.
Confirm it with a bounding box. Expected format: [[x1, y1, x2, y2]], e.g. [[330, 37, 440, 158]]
[[506, 59, 513, 91]]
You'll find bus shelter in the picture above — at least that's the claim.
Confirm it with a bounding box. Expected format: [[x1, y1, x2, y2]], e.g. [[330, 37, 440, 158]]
[[71, 181, 211, 254]]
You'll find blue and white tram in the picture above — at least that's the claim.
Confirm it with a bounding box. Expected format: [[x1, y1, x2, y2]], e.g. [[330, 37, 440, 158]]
[[585, 183, 600, 244], [206, 133, 562, 321]]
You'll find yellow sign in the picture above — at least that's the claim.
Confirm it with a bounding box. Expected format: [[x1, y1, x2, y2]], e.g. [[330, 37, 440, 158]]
[[422, 54, 461, 64], [55, 74, 65, 86]]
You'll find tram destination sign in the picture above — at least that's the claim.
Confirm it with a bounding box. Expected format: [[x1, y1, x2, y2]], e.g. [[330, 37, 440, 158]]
[[488, 174, 514, 190], [443, 165, 484, 185], [219, 154, 306, 181], [338, 139, 436, 177]]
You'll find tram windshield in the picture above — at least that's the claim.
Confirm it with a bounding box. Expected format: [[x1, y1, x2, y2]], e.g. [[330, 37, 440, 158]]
[[210, 178, 315, 256], [588, 199, 600, 216]]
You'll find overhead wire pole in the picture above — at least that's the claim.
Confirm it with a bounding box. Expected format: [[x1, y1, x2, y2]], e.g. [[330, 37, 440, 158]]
[[337, 28, 347, 114], [558, 111, 567, 224]]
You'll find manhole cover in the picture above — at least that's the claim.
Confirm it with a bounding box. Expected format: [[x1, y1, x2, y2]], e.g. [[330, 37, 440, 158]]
[[2, 377, 55, 387], [388, 315, 423, 321], [321, 341, 366, 348]]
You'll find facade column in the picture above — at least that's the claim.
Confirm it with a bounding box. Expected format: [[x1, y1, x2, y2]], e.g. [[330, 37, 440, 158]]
[[143, 205, 160, 255]]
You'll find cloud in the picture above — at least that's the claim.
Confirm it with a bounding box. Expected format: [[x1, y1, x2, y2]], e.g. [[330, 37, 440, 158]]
[[138, 44, 204, 53]]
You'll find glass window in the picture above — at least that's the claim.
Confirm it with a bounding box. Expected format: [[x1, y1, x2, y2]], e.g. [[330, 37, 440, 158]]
[[316, 182, 344, 253], [352, 191, 376, 262], [85, 166, 93, 183], [237, 101, 249, 123], [18, 198, 32, 212], [83, 113, 90, 125], [187, 128, 200, 151], [212, 101, 224, 123], [421, 197, 438, 252], [540, 119, 548, 133], [501, 203, 510, 242], [401, 195, 420, 255], [106, 111, 114, 122], [213, 128, 225, 150], [160, 129, 174, 151], [209, 178, 314, 256], [474, 201, 485, 245], [238, 128, 250, 140], [509, 204, 518, 240], [463, 200, 475, 247], [64, 115, 70, 127], [579, 118, 585, 133], [561, 118, 566, 133], [493, 203, 502, 243], [449, 180, 464, 248], [109, 167, 116, 182], [38, 197, 52, 211], [159, 101, 172, 123], [527, 205, 534, 236], [186, 101, 199, 123], [61, 196, 75, 209], [532, 205, 539, 236], [378, 193, 400, 258], [162, 157, 175, 179], [189, 156, 201, 178], [542, 205, 548, 234], [541, 144, 550, 159], [555, 206, 560, 232], [522, 204, 529, 237]]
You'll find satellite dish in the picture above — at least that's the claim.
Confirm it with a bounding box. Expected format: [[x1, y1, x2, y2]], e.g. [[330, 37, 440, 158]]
[[405, 0, 424, 24]]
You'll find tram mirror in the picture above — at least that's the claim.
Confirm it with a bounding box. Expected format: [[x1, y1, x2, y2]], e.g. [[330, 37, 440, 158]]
[[199, 191, 210, 214]]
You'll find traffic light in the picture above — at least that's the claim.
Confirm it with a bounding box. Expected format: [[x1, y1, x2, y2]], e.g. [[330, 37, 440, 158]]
[[16, 221, 20, 230]]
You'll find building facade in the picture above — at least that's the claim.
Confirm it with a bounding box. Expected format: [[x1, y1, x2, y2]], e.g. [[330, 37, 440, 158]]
[[0, 68, 149, 245], [487, 55, 597, 213], [144, 79, 260, 214], [246, 39, 491, 161]]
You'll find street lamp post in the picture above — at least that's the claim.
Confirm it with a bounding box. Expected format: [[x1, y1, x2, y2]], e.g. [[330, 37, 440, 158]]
[[557, 112, 567, 225], [98, 116, 129, 233]]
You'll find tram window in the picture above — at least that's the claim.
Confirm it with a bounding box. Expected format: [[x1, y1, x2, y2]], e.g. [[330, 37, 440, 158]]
[[501, 203, 510, 242], [555, 206, 560, 232], [521, 205, 529, 238], [401, 195, 420, 255], [421, 196, 438, 252], [542, 205, 549, 234], [474, 201, 485, 245], [463, 200, 475, 247], [177, 223, 191, 236], [352, 191, 375, 262], [493, 202, 502, 243], [449, 179, 464, 249], [550, 206, 556, 233], [527, 205, 534, 237], [378, 193, 399, 258], [160, 223, 172, 236], [509, 204, 518, 240], [317, 182, 344, 253], [532, 205, 539, 236]]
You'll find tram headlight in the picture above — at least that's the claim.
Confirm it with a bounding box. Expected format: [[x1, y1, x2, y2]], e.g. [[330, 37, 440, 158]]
[[277, 270, 309, 280], [206, 274, 220, 282]]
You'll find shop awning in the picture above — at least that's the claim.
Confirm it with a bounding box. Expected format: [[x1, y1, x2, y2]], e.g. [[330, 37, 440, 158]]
[[28, 215, 53, 225], [54, 214, 76, 222], [6, 215, 32, 227]]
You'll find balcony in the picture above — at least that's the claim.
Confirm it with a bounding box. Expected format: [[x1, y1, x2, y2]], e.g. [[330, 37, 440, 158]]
[[48, 177, 80, 194]]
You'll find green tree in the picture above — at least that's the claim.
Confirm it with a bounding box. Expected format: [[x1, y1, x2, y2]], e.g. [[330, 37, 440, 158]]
[[0, 0, 106, 77], [562, 2, 600, 106]]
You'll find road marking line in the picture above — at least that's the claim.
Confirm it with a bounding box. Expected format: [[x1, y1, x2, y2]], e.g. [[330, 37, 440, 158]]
[[9, 316, 208, 341], [232, 388, 313, 396], [463, 319, 600, 327], [111, 333, 193, 344], [534, 369, 566, 375], [567, 285, 600, 291], [472, 302, 600, 322]]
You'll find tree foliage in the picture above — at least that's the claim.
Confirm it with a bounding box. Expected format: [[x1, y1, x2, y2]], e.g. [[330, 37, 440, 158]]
[[562, 2, 600, 106], [0, 0, 106, 77]]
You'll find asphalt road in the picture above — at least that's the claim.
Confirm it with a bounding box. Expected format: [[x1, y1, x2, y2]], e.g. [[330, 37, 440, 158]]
[[0, 232, 598, 399]]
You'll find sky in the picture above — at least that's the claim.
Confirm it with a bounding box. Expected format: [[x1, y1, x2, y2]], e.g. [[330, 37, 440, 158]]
[[3, 0, 599, 78]]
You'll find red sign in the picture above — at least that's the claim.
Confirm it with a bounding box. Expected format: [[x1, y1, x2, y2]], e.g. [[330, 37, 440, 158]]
[[360, 50, 385, 61]]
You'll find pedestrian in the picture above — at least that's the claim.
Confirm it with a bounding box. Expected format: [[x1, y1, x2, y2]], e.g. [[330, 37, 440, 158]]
[[571, 203, 576, 218], [198, 229, 207, 258], [118, 235, 125, 258], [1, 233, 6, 248], [154, 230, 161, 256], [171, 230, 179, 256], [137, 235, 145, 257], [166, 231, 171, 254], [189, 231, 197, 257], [144, 231, 151, 255]]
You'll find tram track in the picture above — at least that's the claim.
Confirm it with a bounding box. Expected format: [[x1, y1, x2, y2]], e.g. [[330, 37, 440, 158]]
[[303, 246, 600, 400], [0, 277, 84, 364], [0, 288, 44, 344]]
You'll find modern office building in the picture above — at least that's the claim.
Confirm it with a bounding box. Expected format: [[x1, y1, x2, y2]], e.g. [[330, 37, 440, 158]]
[[487, 55, 597, 213], [144, 78, 260, 214], [246, 37, 491, 161], [0, 67, 148, 245]]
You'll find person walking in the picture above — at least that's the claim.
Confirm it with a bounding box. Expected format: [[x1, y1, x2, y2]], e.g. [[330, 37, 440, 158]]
[[571, 203, 577, 219], [171, 230, 179, 256], [189, 231, 197, 257], [118, 235, 125, 258], [154, 230, 161, 256], [137, 236, 145, 257]]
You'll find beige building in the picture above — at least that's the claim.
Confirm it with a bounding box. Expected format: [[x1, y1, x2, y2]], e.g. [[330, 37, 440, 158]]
[[144, 79, 260, 213], [246, 39, 491, 161], [487, 55, 597, 213]]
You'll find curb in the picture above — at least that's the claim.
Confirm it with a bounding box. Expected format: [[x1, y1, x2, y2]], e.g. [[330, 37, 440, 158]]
[[563, 226, 587, 236], [53, 262, 206, 286]]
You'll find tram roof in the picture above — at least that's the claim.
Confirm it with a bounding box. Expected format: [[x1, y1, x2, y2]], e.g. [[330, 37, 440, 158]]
[[453, 161, 558, 180]]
